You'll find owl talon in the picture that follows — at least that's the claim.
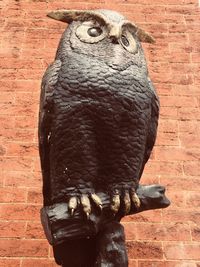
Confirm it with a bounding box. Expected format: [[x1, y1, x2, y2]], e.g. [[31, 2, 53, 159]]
[[124, 192, 131, 214], [110, 193, 120, 214], [68, 197, 78, 216], [81, 195, 91, 218], [131, 190, 141, 209], [91, 193, 103, 211]]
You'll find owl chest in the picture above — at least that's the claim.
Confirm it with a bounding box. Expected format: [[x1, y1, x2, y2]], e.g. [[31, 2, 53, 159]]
[[58, 69, 150, 112]]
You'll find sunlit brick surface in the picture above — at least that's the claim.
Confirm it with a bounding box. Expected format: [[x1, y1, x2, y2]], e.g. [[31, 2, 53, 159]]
[[0, 0, 200, 266]]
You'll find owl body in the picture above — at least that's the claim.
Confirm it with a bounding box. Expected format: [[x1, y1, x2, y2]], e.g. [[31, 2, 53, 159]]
[[39, 10, 159, 214]]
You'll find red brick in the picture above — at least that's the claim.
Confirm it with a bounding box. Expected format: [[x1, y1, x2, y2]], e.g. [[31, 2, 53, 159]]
[[0, 128, 35, 142], [194, 73, 200, 85], [1, 0, 200, 265], [160, 96, 197, 107], [189, 33, 200, 51], [166, 191, 187, 208], [145, 14, 185, 24], [154, 147, 200, 161], [178, 108, 200, 120], [174, 84, 200, 96], [4, 171, 41, 187], [167, 32, 189, 43], [15, 116, 37, 129], [0, 92, 15, 104], [180, 133, 200, 148], [171, 44, 191, 58], [185, 192, 200, 208], [156, 120, 179, 146], [191, 225, 200, 242], [49, 245, 54, 258], [179, 121, 200, 133], [0, 221, 26, 238], [0, 145, 6, 156], [33, 157, 42, 172], [163, 210, 200, 224], [21, 259, 57, 267], [129, 260, 137, 267], [0, 239, 48, 257], [154, 83, 173, 96], [0, 58, 43, 70], [122, 210, 162, 223], [161, 176, 200, 191], [144, 160, 183, 176], [27, 188, 43, 204], [156, 131, 179, 146], [0, 187, 27, 203], [0, 157, 33, 172], [191, 52, 200, 62], [123, 223, 137, 240], [26, 221, 45, 239], [160, 107, 178, 119], [165, 5, 199, 15], [0, 204, 40, 220], [19, 1, 48, 10], [169, 24, 187, 33], [140, 174, 160, 185], [0, 259, 20, 267], [164, 242, 200, 260], [0, 116, 14, 129], [127, 241, 163, 259], [135, 223, 191, 241], [6, 143, 38, 157], [158, 120, 178, 132], [0, 171, 3, 186], [138, 261, 198, 267], [20, 48, 54, 61]]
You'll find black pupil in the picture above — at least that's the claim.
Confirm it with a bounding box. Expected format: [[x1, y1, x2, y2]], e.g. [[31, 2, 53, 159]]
[[121, 35, 129, 47], [88, 27, 102, 37]]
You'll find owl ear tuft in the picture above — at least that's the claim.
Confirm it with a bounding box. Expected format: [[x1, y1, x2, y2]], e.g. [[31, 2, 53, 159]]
[[123, 21, 155, 44], [47, 10, 106, 25], [136, 28, 155, 44], [47, 10, 84, 23]]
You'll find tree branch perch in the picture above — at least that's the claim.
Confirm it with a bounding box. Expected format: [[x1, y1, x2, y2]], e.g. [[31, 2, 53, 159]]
[[41, 184, 170, 246]]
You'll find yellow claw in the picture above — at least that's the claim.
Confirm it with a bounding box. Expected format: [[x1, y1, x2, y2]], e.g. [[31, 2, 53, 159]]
[[131, 191, 141, 209], [110, 194, 120, 214], [91, 193, 103, 210], [124, 192, 131, 214], [68, 197, 78, 216], [81, 195, 91, 218]]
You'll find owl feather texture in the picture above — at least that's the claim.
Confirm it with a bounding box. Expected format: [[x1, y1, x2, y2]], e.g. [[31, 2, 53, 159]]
[[39, 9, 159, 222]]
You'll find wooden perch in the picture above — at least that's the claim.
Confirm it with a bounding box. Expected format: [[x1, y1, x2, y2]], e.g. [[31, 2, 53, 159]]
[[41, 184, 170, 246]]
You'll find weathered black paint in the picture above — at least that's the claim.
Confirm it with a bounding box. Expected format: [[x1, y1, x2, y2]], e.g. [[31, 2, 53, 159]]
[[39, 9, 170, 267]]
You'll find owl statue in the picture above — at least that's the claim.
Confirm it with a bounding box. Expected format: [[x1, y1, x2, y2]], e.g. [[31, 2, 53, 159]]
[[39, 9, 164, 267]]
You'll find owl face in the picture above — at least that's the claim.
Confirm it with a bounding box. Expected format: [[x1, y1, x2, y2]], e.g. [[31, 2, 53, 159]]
[[48, 9, 155, 71], [69, 19, 141, 69]]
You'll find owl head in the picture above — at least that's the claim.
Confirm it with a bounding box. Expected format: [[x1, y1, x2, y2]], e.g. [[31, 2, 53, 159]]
[[48, 9, 155, 71]]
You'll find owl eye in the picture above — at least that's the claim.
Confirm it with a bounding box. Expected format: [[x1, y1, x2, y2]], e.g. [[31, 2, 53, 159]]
[[76, 23, 106, 43], [120, 31, 137, 54], [87, 27, 103, 37], [121, 35, 129, 47]]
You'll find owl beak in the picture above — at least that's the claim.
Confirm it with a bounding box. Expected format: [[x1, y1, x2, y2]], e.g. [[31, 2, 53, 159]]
[[108, 24, 121, 44]]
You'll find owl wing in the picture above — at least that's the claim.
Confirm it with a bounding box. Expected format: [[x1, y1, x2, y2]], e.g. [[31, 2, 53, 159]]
[[38, 59, 61, 205], [138, 78, 160, 180]]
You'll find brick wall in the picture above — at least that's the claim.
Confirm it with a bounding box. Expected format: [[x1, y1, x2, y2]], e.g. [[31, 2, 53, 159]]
[[0, 0, 200, 266]]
